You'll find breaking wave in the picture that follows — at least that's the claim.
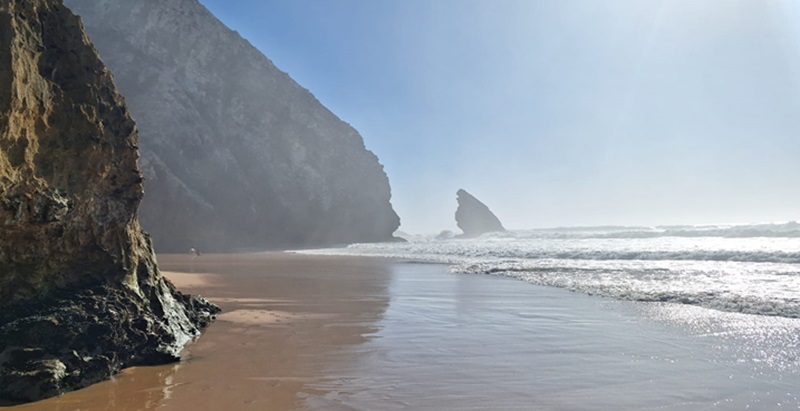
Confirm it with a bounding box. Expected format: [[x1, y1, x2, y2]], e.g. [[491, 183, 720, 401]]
[[301, 222, 800, 319], [506, 221, 800, 240]]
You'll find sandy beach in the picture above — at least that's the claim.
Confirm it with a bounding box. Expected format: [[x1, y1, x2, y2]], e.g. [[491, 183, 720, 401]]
[[3, 253, 392, 410], [4, 252, 800, 410]]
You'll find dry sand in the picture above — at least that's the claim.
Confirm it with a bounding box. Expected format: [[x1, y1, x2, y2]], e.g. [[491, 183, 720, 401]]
[[5, 252, 392, 411]]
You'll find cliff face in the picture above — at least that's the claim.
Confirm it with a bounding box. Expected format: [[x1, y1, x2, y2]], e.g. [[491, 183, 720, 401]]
[[455, 189, 505, 237], [0, 0, 217, 403], [63, 0, 400, 252]]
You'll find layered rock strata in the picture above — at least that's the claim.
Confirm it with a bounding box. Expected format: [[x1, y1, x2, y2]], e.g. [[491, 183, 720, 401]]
[[455, 189, 506, 237], [64, 0, 401, 252], [0, 0, 218, 403]]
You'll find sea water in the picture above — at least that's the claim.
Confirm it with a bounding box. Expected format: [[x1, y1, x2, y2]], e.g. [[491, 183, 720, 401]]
[[301, 263, 800, 410], [306, 222, 800, 320], [300, 222, 800, 409]]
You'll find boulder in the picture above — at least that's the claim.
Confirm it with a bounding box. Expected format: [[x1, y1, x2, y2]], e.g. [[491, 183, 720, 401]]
[[455, 189, 505, 237], [0, 0, 218, 403]]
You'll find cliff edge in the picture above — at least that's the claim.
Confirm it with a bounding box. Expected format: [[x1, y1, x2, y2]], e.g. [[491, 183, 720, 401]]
[[65, 0, 401, 252], [0, 0, 218, 403], [455, 189, 505, 237]]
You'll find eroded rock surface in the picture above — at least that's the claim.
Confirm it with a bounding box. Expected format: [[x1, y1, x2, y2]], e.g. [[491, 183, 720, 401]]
[[64, 0, 401, 252], [455, 189, 505, 237], [0, 0, 218, 403]]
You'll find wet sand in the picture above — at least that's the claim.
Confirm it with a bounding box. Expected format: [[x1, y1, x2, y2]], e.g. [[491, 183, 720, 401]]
[[4, 253, 392, 411], [5, 253, 800, 410]]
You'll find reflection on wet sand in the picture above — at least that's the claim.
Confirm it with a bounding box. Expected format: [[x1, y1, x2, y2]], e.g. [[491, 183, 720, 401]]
[[3, 363, 184, 411], [3, 253, 391, 411]]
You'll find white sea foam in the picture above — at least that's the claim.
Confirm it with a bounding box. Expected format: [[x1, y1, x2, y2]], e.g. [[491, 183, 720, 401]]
[[299, 223, 800, 319], [514, 221, 800, 239]]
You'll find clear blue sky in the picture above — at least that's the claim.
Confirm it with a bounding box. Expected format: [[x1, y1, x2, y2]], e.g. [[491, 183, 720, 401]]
[[199, 0, 800, 233]]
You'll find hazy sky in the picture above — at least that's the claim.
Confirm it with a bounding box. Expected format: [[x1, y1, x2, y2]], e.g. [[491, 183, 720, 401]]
[[199, 0, 800, 233]]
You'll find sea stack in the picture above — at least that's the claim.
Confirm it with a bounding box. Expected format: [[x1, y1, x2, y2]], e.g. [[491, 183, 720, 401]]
[[0, 0, 218, 403], [64, 0, 401, 252], [455, 189, 506, 237]]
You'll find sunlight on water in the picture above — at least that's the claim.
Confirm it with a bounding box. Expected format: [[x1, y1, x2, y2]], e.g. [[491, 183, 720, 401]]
[[296, 224, 800, 408], [640, 303, 800, 374], [302, 223, 800, 319]]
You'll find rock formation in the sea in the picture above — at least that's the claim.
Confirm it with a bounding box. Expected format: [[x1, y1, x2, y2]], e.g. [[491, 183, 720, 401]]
[[455, 189, 505, 237], [63, 0, 401, 252], [0, 0, 219, 403]]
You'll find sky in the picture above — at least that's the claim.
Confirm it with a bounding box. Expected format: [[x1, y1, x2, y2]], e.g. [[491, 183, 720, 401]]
[[199, 0, 800, 234]]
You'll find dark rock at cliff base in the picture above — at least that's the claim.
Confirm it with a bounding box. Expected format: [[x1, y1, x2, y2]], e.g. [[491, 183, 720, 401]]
[[0, 0, 218, 403], [64, 0, 401, 252], [0, 285, 216, 404], [455, 189, 506, 237]]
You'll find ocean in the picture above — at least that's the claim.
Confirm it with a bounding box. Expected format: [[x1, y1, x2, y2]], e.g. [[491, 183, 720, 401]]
[[306, 222, 800, 320], [298, 222, 800, 407]]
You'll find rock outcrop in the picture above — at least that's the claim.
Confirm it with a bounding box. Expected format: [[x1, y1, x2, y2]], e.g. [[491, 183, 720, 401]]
[[63, 0, 401, 252], [455, 189, 505, 237], [0, 0, 218, 403]]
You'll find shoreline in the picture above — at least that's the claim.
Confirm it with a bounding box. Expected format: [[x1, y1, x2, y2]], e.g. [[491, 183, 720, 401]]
[[5, 252, 800, 410]]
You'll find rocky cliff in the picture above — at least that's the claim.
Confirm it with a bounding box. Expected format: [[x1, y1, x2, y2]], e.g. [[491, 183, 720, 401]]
[[63, 0, 401, 252], [0, 0, 218, 403], [455, 189, 505, 237]]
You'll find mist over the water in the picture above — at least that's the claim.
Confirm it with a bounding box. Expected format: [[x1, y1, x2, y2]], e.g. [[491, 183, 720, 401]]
[[199, 0, 800, 233]]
